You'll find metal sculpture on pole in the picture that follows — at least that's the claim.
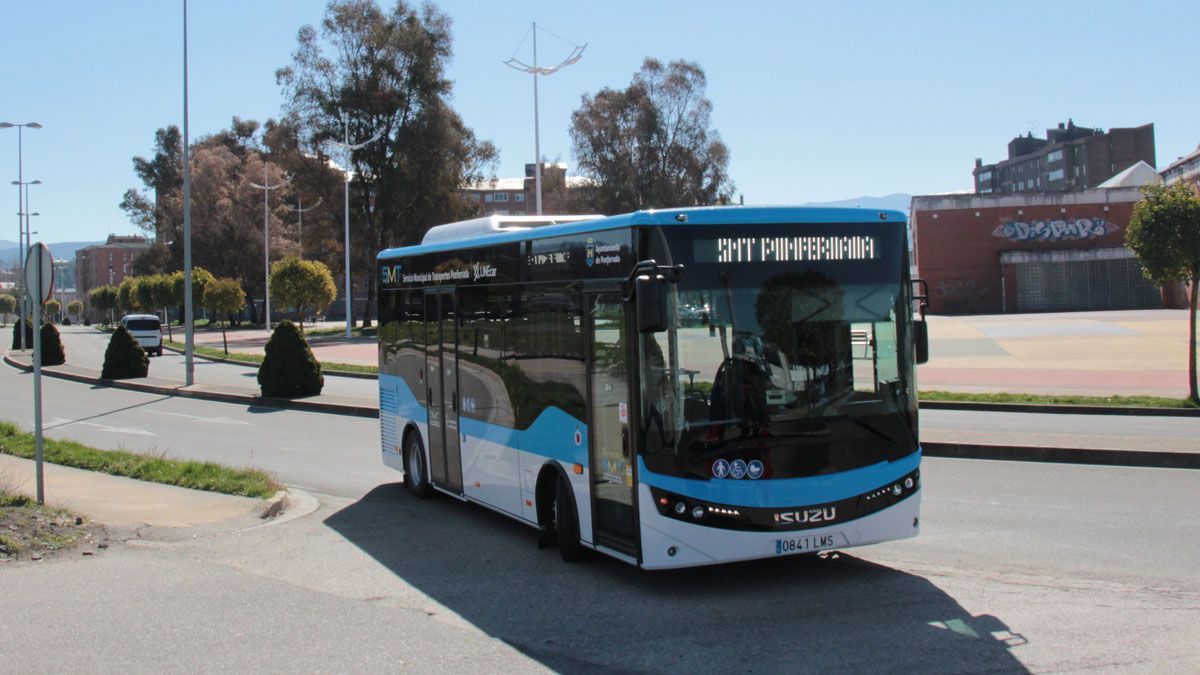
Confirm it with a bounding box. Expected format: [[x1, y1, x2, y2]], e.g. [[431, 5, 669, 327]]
[[504, 23, 585, 215], [327, 113, 381, 339]]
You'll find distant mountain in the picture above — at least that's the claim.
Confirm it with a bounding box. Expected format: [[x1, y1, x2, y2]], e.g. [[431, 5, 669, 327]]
[[0, 240, 103, 266], [802, 193, 912, 212]]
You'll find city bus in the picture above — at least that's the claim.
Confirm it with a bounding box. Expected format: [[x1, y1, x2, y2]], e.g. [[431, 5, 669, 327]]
[[377, 206, 928, 569]]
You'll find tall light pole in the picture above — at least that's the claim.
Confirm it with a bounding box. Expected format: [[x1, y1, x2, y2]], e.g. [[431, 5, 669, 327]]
[[287, 195, 321, 260], [250, 161, 286, 329], [327, 113, 381, 339], [13, 178, 42, 349], [504, 23, 585, 215], [182, 0, 195, 385], [2, 121, 42, 349]]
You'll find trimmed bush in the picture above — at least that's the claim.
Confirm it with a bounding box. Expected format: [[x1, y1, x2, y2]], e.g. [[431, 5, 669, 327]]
[[257, 320, 323, 397], [11, 318, 34, 350], [101, 326, 149, 379], [39, 323, 66, 366]]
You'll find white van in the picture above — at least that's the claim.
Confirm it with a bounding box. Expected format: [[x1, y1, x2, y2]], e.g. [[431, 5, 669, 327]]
[[119, 314, 164, 356]]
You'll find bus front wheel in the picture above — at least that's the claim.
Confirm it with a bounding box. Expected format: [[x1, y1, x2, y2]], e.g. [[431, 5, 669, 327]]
[[403, 434, 433, 499], [555, 473, 585, 562]]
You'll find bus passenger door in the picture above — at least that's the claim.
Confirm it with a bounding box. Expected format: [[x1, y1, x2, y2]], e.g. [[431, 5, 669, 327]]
[[424, 289, 463, 494], [586, 291, 638, 555]]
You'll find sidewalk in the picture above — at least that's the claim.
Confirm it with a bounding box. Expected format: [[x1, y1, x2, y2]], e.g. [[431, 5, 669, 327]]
[[0, 454, 261, 528]]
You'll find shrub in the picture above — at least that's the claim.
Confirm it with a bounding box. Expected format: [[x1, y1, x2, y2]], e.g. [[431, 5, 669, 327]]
[[101, 326, 148, 379], [257, 320, 323, 397], [39, 323, 66, 366], [11, 318, 34, 350]]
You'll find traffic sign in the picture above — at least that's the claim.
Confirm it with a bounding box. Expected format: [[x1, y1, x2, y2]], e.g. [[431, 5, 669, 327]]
[[24, 242, 54, 304]]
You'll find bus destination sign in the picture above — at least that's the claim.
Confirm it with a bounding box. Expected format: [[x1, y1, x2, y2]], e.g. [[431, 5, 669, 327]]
[[694, 235, 879, 264]]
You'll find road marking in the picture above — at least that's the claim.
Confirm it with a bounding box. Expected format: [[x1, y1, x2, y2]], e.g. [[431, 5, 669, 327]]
[[157, 411, 253, 426], [46, 417, 156, 436]]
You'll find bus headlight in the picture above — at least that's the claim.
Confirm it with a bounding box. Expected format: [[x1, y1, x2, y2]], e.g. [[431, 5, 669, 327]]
[[674, 502, 687, 516], [691, 505, 705, 519]]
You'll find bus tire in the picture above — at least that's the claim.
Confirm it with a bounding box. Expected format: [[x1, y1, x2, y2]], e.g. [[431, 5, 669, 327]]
[[403, 432, 434, 499], [555, 473, 585, 562]]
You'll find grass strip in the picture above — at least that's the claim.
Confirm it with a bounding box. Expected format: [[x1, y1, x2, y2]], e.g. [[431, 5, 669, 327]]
[[164, 340, 379, 375], [0, 421, 280, 498], [919, 390, 1199, 409]]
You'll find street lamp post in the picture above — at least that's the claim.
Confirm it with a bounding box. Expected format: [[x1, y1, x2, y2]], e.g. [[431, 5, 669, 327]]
[[2, 122, 43, 349], [327, 113, 381, 339], [13, 178, 42, 349], [287, 196, 321, 260], [250, 162, 286, 329], [504, 24, 585, 215]]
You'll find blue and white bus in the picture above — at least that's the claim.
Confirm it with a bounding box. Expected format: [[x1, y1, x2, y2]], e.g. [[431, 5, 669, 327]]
[[377, 206, 928, 569]]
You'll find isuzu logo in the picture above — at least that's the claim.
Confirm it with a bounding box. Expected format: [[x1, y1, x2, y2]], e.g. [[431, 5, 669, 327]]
[[774, 507, 836, 525]]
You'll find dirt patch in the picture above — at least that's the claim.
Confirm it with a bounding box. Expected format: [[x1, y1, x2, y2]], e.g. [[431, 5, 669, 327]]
[[0, 494, 108, 564]]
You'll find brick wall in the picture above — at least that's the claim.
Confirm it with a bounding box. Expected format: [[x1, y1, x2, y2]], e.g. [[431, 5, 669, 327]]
[[912, 189, 1146, 314]]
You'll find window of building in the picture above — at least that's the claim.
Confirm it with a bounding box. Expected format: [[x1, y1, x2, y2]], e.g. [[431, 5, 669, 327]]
[[1047, 149, 1063, 163], [978, 171, 992, 182], [484, 194, 494, 203], [494, 193, 510, 202], [1048, 168, 1064, 181], [514, 194, 525, 202]]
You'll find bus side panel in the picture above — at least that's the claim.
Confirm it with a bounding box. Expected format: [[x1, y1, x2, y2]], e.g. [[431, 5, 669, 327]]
[[460, 418, 523, 518], [380, 373, 428, 470]]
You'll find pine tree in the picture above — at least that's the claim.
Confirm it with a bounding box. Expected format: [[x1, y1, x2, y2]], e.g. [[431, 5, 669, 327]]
[[257, 320, 323, 397], [101, 326, 149, 379], [39, 323, 66, 366]]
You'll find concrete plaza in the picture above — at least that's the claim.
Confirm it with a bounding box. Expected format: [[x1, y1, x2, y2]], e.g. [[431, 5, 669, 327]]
[[183, 310, 1195, 398]]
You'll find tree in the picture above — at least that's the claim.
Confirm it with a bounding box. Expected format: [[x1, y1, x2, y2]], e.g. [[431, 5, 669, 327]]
[[101, 326, 149, 379], [136, 275, 159, 319], [277, 0, 496, 329], [67, 300, 84, 323], [258, 320, 323, 397], [270, 256, 337, 333], [569, 58, 734, 214], [171, 266, 214, 326], [143, 274, 179, 340], [0, 293, 15, 326], [120, 126, 184, 267], [203, 277, 247, 354], [1128, 182, 1200, 404], [39, 323, 66, 366], [117, 277, 141, 315], [43, 298, 61, 322], [88, 286, 118, 324]]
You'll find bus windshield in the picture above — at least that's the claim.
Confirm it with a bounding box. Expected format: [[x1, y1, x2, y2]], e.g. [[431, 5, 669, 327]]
[[639, 224, 917, 481]]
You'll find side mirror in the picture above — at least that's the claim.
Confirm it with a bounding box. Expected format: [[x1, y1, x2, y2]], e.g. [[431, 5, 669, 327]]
[[636, 274, 669, 333], [913, 319, 930, 365]]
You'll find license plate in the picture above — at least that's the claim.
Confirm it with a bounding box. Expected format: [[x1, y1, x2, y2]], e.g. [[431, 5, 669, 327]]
[[775, 533, 839, 555]]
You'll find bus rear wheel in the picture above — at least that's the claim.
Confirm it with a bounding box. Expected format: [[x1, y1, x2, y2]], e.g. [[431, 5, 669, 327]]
[[555, 473, 585, 562], [403, 434, 433, 499]]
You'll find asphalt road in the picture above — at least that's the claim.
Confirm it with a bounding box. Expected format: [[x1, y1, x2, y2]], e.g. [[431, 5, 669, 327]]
[[2, 353, 1199, 671]]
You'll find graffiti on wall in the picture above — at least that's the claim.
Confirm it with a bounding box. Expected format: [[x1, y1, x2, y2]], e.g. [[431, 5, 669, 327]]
[[992, 218, 1118, 243], [934, 279, 989, 297]]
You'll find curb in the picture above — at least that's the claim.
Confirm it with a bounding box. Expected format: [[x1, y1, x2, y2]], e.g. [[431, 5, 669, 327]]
[[919, 400, 1200, 418], [3, 352, 380, 419], [160, 343, 377, 380], [258, 489, 290, 519], [922, 442, 1200, 470]]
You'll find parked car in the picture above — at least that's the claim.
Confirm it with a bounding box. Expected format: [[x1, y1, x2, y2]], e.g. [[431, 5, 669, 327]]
[[119, 314, 163, 356]]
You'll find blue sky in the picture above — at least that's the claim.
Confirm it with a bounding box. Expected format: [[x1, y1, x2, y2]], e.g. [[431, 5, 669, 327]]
[[2, 0, 1197, 244]]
